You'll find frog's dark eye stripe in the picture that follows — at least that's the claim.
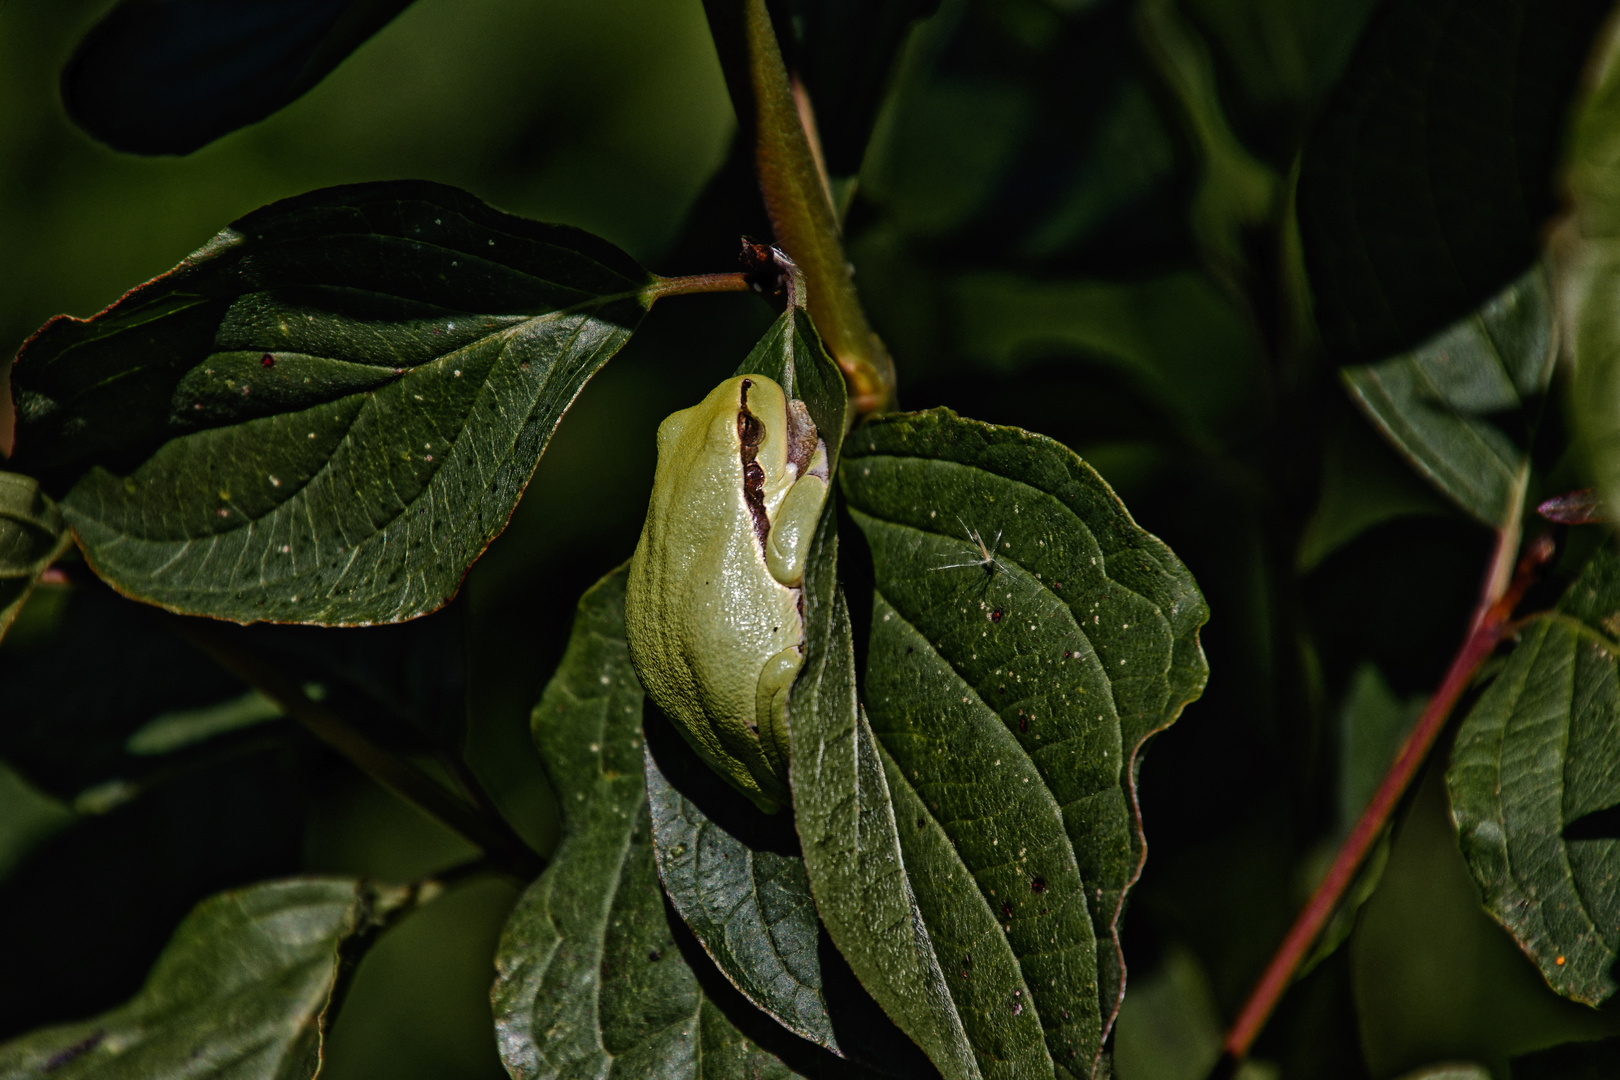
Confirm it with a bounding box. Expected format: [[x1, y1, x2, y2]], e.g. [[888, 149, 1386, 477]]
[[736, 379, 770, 549]]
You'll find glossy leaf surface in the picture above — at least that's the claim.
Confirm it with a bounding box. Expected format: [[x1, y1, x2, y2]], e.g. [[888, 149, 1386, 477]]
[[63, 0, 417, 155], [1341, 267, 1555, 527], [11, 181, 650, 625], [0, 877, 420, 1079], [1298, 0, 1609, 362], [1448, 542, 1620, 1004], [813, 410, 1207, 1079], [0, 473, 71, 643], [493, 569, 845, 1080]]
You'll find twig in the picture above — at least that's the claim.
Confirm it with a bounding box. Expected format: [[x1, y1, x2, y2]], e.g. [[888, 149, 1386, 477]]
[[171, 616, 543, 880], [1215, 528, 1554, 1069], [699, 0, 896, 413], [646, 272, 754, 301]]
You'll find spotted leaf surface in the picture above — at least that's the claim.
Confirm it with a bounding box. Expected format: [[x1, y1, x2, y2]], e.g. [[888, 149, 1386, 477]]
[[818, 410, 1206, 1079], [493, 568, 858, 1080], [1449, 542, 1620, 1005], [10, 180, 650, 625]]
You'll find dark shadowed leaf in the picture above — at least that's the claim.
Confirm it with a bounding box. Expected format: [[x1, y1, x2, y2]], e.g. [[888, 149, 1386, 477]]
[[0, 583, 467, 811], [0, 585, 256, 809], [790, 0, 941, 178], [0, 754, 308, 1041], [1298, 0, 1610, 363], [10, 181, 651, 626], [62, 0, 417, 156], [1341, 267, 1555, 527], [814, 410, 1207, 1079], [1559, 36, 1620, 531], [0, 876, 424, 1080], [859, 0, 1195, 275], [492, 568, 861, 1080], [0, 473, 71, 644], [1511, 1035, 1620, 1079], [645, 714, 934, 1077], [1448, 541, 1620, 1005]]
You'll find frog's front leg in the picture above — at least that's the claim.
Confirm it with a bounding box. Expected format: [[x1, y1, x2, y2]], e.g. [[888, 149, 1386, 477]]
[[766, 443, 829, 587]]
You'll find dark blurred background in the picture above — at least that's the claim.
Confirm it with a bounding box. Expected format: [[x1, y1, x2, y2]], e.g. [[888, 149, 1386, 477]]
[[4, 1, 1620, 1078]]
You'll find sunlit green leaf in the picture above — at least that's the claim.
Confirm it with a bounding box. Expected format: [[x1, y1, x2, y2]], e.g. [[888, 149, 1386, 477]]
[[0, 876, 423, 1080], [492, 568, 843, 1080], [0, 473, 71, 644], [10, 180, 651, 626], [1448, 541, 1620, 1005], [807, 410, 1207, 1079], [1341, 267, 1554, 527], [1298, 0, 1608, 362]]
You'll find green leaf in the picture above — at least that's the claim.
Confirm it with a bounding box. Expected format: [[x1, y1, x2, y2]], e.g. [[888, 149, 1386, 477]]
[[10, 180, 651, 626], [1297, 0, 1609, 362], [63, 0, 417, 155], [644, 714, 930, 1076], [644, 719, 832, 1048], [0, 876, 423, 1080], [0, 586, 257, 808], [859, 0, 1195, 274], [1447, 541, 1620, 1005], [492, 568, 842, 1080], [1295, 411, 1458, 571], [790, 0, 941, 178], [0, 755, 311, 1035], [0, 472, 71, 644], [1511, 1035, 1620, 1079], [814, 410, 1207, 1079], [637, 300, 923, 1068], [1340, 267, 1554, 527], [734, 306, 849, 466], [0, 583, 466, 811], [1111, 945, 1222, 1080]]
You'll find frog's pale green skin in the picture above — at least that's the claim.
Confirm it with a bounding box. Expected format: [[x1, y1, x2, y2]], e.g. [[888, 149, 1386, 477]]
[[624, 374, 829, 813]]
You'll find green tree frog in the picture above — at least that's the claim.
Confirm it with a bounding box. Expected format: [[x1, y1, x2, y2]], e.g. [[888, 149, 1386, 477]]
[[625, 374, 830, 813]]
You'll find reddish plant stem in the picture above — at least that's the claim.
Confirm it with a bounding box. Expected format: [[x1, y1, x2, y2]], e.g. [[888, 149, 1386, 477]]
[[646, 272, 754, 301], [1219, 529, 1553, 1064]]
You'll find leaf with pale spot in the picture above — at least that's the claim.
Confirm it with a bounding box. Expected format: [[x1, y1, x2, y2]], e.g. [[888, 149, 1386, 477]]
[[0, 877, 423, 1080], [10, 180, 651, 626], [1448, 541, 1620, 1005], [801, 409, 1206, 1080]]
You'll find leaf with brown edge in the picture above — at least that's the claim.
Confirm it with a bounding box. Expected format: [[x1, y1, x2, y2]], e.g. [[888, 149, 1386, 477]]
[[10, 180, 651, 626], [806, 409, 1207, 1080]]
